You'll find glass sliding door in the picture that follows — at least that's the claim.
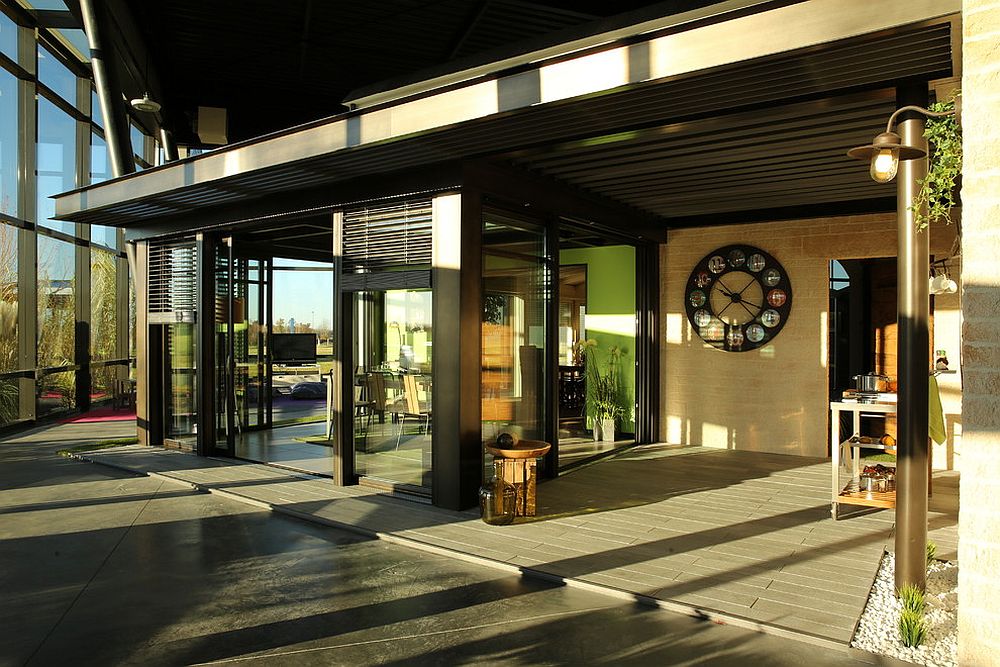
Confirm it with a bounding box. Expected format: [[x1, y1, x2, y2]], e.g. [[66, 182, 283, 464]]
[[557, 228, 638, 468], [214, 241, 273, 456], [481, 208, 551, 479], [214, 242, 337, 475], [164, 321, 197, 448], [352, 288, 433, 490]]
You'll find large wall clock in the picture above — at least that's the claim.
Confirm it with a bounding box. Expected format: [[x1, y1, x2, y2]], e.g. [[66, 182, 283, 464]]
[[684, 244, 792, 352]]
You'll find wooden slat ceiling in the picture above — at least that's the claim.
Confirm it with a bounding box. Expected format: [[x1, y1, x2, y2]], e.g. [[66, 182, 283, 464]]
[[507, 94, 902, 220], [67, 17, 952, 231]]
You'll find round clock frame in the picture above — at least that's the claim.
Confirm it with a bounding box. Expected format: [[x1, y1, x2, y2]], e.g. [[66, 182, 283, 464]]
[[684, 244, 793, 352]]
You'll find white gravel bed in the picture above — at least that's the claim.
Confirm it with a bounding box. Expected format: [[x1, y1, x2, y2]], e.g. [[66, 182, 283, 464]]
[[851, 552, 958, 667]]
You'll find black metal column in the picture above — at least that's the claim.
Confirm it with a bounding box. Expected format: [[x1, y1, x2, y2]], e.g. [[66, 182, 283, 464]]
[[635, 242, 660, 444], [432, 191, 482, 510], [79, 0, 134, 178], [894, 83, 930, 592], [542, 214, 559, 478], [332, 212, 355, 486], [195, 233, 217, 456]]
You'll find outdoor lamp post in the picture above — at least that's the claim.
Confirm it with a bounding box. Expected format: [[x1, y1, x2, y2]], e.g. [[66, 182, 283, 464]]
[[847, 105, 956, 181], [847, 95, 957, 593]]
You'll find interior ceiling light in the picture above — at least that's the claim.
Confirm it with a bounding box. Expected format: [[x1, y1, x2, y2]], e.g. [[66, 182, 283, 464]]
[[130, 92, 161, 113]]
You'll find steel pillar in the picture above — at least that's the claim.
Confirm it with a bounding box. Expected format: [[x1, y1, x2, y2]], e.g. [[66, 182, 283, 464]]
[[159, 126, 179, 163], [79, 0, 134, 177], [894, 84, 930, 592]]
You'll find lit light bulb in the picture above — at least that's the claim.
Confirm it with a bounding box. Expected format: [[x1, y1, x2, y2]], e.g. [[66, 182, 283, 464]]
[[870, 147, 899, 183]]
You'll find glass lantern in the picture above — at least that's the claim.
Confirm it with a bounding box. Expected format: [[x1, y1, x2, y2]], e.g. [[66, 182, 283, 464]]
[[479, 459, 517, 525]]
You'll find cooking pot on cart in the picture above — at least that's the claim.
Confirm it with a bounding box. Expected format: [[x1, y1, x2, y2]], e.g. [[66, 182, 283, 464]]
[[853, 373, 889, 393]]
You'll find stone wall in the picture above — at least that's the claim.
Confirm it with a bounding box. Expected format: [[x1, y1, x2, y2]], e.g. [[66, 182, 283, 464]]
[[660, 213, 958, 458], [958, 0, 1000, 663]]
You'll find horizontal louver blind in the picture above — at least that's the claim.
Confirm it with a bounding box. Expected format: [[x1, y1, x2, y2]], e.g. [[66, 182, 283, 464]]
[[147, 240, 197, 323], [342, 200, 432, 273]]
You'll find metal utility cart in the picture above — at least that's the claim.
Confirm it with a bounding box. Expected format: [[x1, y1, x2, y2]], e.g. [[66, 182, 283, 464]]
[[830, 398, 897, 519]]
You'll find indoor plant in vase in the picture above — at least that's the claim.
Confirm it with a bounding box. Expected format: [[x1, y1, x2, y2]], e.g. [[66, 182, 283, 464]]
[[579, 339, 624, 443]]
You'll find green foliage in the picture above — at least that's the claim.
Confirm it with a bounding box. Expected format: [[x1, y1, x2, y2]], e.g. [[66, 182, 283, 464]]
[[912, 94, 962, 231], [926, 540, 937, 565], [898, 608, 927, 648], [0, 379, 18, 424], [91, 251, 118, 362], [579, 339, 625, 422], [0, 225, 18, 374], [897, 584, 926, 615], [483, 293, 506, 324], [57, 437, 140, 456]]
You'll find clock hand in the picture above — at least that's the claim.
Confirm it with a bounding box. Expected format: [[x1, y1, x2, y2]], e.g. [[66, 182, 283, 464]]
[[716, 282, 735, 298], [736, 277, 757, 296]]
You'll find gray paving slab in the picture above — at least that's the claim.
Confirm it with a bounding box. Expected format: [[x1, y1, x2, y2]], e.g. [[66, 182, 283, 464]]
[[62, 441, 914, 648]]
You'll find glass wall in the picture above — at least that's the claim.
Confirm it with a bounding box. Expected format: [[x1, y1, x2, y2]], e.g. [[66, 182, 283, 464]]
[[0, 11, 16, 60], [353, 288, 433, 489], [0, 11, 142, 428], [481, 209, 550, 478], [37, 44, 75, 105], [91, 248, 117, 360], [36, 96, 77, 235], [0, 222, 15, 373], [0, 221, 16, 426], [0, 68, 16, 216], [37, 235, 75, 368]]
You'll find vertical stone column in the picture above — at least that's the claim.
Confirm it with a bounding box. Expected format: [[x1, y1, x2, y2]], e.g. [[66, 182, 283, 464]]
[[959, 2, 1000, 664]]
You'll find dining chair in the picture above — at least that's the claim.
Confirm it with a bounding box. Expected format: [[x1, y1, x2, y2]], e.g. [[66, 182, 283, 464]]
[[393, 373, 432, 449]]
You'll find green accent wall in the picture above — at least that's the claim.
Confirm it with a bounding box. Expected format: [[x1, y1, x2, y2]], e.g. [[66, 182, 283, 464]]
[[560, 245, 636, 433]]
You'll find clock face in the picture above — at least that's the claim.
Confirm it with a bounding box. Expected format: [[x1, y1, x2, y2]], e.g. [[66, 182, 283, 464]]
[[685, 244, 792, 352]]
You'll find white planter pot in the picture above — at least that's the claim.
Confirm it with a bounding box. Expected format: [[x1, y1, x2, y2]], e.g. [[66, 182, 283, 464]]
[[599, 417, 616, 443]]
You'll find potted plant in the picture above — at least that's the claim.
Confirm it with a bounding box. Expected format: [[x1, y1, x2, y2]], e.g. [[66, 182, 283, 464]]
[[578, 339, 624, 443]]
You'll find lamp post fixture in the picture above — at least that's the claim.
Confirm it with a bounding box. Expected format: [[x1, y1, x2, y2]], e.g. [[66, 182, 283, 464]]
[[848, 92, 956, 593], [847, 105, 957, 182]]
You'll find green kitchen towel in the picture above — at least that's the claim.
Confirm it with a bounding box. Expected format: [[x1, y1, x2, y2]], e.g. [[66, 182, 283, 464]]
[[929, 375, 946, 445]]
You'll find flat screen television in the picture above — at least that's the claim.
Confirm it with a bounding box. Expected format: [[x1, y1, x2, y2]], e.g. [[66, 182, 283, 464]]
[[272, 333, 318, 365]]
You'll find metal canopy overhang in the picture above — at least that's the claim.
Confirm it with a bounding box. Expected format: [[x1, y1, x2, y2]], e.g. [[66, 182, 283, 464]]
[[52, 0, 959, 230]]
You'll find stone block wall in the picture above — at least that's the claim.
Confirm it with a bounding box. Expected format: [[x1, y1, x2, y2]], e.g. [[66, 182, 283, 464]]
[[959, 0, 1000, 663], [660, 213, 958, 458]]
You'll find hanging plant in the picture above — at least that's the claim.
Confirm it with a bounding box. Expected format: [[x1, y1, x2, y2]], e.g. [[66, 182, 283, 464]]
[[912, 93, 962, 231]]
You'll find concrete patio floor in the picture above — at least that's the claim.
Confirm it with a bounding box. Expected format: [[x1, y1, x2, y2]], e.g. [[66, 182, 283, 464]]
[[66, 441, 918, 648], [1, 421, 893, 666]]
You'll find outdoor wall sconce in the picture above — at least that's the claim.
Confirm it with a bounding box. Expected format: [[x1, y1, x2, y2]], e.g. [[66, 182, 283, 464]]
[[846, 105, 957, 182]]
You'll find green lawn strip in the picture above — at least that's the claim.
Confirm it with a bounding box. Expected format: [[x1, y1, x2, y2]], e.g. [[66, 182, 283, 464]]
[[271, 415, 326, 427], [57, 437, 140, 457], [294, 436, 335, 446]]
